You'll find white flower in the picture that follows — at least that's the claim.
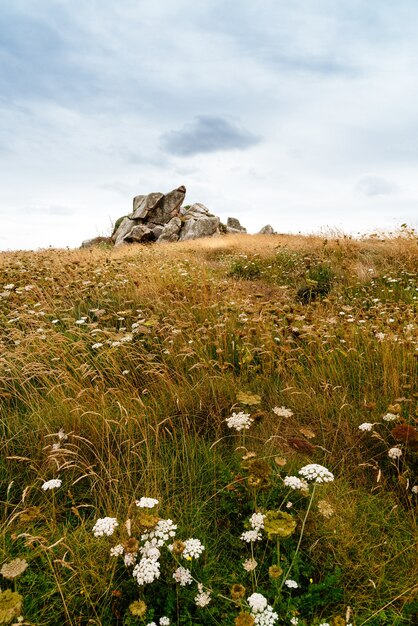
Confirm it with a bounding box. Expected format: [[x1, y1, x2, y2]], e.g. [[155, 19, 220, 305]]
[[195, 583, 211, 607], [183, 538, 205, 559], [141, 519, 177, 545], [272, 406, 293, 418], [247, 592, 268, 613], [124, 553, 137, 567], [242, 558, 258, 571], [42, 478, 62, 491], [225, 411, 253, 431], [241, 529, 262, 543], [290, 619, 299, 625], [173, 566, 193, 586], [319, 623, 331, 626], [136, 497, 159, 508], [133, 557, 161, 585], [298, 464, 334, 484], [382, 412, 398, 421], [159, 618, 170, 625], [92, 517, 118, 537], [388, 447, 402, 459], [283, 476, 308, 490], [254, 606, 278, 625], [91, 342, 103, 349], [146, 623, 157, 626], [358, 422, 374, 432], [412, 485, 418, 494], [284, 579, 298, 588], [249, 512, 265, 530], [110, 544, 124, 557]]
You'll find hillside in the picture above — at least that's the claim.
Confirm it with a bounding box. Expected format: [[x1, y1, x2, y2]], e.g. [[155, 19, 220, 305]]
[[0, 233, 417, 626]]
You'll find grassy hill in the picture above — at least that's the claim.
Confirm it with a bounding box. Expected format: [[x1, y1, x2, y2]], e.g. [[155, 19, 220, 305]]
[[0, 233, 417, 626]]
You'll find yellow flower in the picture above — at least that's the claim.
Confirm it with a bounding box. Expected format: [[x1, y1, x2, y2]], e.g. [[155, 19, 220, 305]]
[[0, 589, 23, 624], [129, 599, 147, 617], [235, 612, 255, 626], [268, 564, 283, 579]]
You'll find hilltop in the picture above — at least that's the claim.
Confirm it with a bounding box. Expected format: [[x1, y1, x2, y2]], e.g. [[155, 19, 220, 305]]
[[0, 233, 417, 625]]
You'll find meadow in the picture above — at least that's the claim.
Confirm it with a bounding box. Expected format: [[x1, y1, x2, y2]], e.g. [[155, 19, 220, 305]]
[[0, 232, 417, 626]]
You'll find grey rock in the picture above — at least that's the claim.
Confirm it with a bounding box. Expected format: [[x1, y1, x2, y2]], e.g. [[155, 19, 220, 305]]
[[258, 224, 276, 235], [183, 203, 213, 219], [151, 225, 164, 239], [123, 225, 155, 243], [81, 236, 112, 248], [113, 217, 136, 246], [226, 217, 247, 233], [178, 215, 220, 241], [158, 217, 182, 243], [131, 192, 164, 220]]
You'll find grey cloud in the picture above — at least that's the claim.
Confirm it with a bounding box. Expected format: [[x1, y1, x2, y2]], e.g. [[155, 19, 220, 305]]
[[356, 175, 399, 196], [161, 116, 260, 156]]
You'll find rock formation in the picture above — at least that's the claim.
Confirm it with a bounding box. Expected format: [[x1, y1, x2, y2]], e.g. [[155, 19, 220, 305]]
[[258, 224, 276, 235], [81, 185, 255, 248]]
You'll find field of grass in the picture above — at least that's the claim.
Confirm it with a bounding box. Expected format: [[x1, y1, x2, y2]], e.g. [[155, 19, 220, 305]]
[[0, 232, 417, 626]]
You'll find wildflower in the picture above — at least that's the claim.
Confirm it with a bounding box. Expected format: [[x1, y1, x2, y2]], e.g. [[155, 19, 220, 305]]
[[183, 538, 205, 559], [241, 530, 262, 543], [412, 485, 418, 494], [388, 447, 402, 459], [42, 478, 62, 491], [110, 544, 124, 557], [268, 564, 283, 579], [290, 619, 299, 626], [272, 406, 293, 418], [283, 476, 308, 490], [92, 517, 118, 537], [0, 557, 28, 579], [249, 512, 265, 530], [136, 497, 159, 508], [195, 583, 211, 607], [247, 593, 268, 613], [168, 540, 185, 555], [226, 412, 253, 431], [124, 538, 139, 554], [285, 579, 298, 588], [253, 606, 278, 625], [235, 613, 255, 626], [264, 510, 296, 539], [141, 519, 177, 545], [129, 599, 147, 617], [133, 557, 161, 585], [318, 623, 330, 626], [242, 558, 258, 571], [91, 342, 103, 349], [382, 412, 398, 421], [318, 500, 334, 518], [358, 422, 374, 432], [298, 464, 334, 483], [0, 589, 23, 623], [146, 623, 157, 626], [160, 618, 170, 625], [172, 566, 193, 586], [124, 553, 137, 566], [231, 584, 246, 600]]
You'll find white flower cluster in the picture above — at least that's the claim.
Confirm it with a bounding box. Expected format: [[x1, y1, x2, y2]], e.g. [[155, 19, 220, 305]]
[[250, 512, 265, 530], [272, 406, 293, 418], [173, 565, 193, 586], [241, 529, 262, 543], [358, 422, 374, 432], [254, 605, 278, 625], [133, 557, 161, 585], [183, 538, 205, 559], [388, 446, 402, 459], [159, 617, 170, 625], [382, 412, 398, 421], [283, 476, 308, 490], [141, 519, 177, 546], [140, 542, 161, 560], [285, 579, 298, 589], [225, 411, 253, 431], [42, 478, 62, 491], [92, 517, 118, 537], [110, 544, 124, 557], [298, 464, 334, 484], [242, 558, 258, 571], [195, 583, 211, 607], [136, 497, 159, 508], [247, 593, 278, 625], [318, 622, 331, 626]]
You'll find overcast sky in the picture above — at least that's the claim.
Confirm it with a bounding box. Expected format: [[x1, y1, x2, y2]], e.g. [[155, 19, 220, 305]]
[[1, 0, 418, 250]]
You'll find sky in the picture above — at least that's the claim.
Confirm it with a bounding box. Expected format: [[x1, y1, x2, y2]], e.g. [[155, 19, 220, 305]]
[[1, 0, 418, 250]]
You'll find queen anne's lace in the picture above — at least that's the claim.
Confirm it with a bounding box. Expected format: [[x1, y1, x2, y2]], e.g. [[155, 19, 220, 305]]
[[247, 593, 268, 613], [183, 538, 205, 559], [298, 464, 334, 483], [133, 557, 161, 585], [225, 412, 253, 431], [92, 517, 118, 537], [172, 566, 193, 586]]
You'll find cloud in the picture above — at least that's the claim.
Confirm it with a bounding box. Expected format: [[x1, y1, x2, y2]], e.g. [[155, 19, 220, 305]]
[[356, 175, 399, 196], [161, 116, 260, 156]]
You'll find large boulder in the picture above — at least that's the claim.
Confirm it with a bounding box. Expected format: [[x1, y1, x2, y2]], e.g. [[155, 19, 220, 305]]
[[158, 217, 182, 243], [123, 225, 156, 243], [226, 217, 247, 234], [179, 215, 220, 241], [258, 224, 276, 235]]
